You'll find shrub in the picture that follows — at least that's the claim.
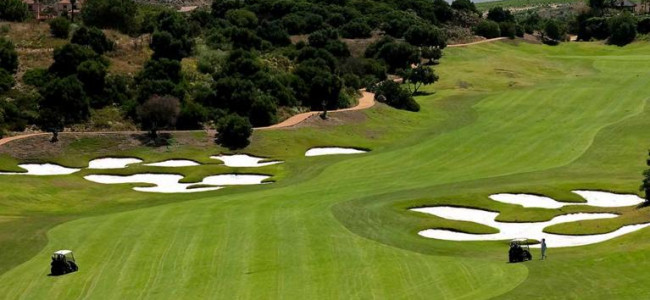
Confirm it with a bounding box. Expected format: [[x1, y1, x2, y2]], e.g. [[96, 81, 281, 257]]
[[248, 94, 277, 127], [49, 17, 71, 39], [340, 20, 372, 39], [0, 37, 18, 73], [226, 9, 258, 29], [176, 100, 208, 130], [638, 18, 650, 34], [475, 20, 500, 39], [0, 69, 14, 93], [22, 68, 52, 87], [215, 114, 252, 149], [544, 19, 564, 41], [0, 0, 30, 22], [371, 80, 420, 112], [499, 22, 516, 39], [487, 7, 514, 23], [451, 0, 477, 13], [71, 26, 115, 54], [609, 13, 637, 46], [82, 0, 137, 34]]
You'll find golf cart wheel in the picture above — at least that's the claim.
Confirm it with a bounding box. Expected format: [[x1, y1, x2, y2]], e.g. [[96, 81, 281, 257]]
[[524, 251, 532, 261]]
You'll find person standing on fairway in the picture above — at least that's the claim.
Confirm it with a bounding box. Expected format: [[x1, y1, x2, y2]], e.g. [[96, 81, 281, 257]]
[[541, 238, 547, 260]]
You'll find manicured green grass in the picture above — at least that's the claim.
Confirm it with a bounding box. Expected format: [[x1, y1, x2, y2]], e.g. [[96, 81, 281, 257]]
[[2, 40, 650, 298]]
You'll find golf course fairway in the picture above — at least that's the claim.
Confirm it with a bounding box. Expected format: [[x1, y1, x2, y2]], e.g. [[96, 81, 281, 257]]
[[2, 40, 650, 298]]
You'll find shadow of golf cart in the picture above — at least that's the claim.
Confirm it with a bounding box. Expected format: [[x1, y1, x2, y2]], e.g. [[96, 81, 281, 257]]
[[50, 250, 78, 276]]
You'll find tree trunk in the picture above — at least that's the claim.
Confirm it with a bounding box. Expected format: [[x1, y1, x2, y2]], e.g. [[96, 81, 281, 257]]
[[50, 129, 59, 143]]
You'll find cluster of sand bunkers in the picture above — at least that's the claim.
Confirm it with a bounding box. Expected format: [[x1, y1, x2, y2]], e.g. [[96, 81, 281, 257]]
[[412, 191, 650, 248], [3, 145, 646, 248], [0, 147, 368, 193]]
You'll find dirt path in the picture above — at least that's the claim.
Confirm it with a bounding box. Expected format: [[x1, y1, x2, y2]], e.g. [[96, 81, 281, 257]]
[[1, 37, 507, 146], [256, 90, 375, 130], [447, 37, 507, 48]]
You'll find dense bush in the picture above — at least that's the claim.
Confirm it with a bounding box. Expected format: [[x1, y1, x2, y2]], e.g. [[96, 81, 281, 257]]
[[176, 100, 208, 130], [475, 20, 500, 39], [499, 22, 516, 39], [638, 18, 650, 34], [544, 20, 564, 41], [71, 26, 115, 54], [340, 20, 372, 38], [50, 43, 99, 76], [487, 7, 514, 23], [371, 80, 420, 112], [216, 114, 253, 149], [0, 38, 18, 74], [82, 0, 137, 33], [609, 13, 637, 46], [49, 17, 71, 39], [0, 0, 30, 22], [451, 0, 477, 13], [0, 69, 14, 93]]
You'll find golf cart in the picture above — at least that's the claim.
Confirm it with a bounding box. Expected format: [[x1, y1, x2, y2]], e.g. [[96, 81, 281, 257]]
[[508, 238, 532, 263], [50, 250, 78, 276]]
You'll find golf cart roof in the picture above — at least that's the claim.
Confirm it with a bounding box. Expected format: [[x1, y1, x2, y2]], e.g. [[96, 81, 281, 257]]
[[511, 238, 528, 242], [53, 250, 72, 255]]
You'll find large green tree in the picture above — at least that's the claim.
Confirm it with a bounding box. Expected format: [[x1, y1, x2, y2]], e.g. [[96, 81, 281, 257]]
[[0, 0, 29, 22], [82, 0, 137, 33], [38, 76, 89, 142]]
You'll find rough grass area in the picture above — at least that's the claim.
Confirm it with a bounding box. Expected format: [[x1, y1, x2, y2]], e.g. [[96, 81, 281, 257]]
[[0, 21, 150, 79], [2, 41, 650, 298]]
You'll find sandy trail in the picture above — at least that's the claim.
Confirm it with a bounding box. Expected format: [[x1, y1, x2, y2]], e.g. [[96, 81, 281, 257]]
[[0, 37, 507, 146]]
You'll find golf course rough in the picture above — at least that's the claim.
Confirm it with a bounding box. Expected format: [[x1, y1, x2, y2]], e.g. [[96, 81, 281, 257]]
[[4, 41, 650, 298]]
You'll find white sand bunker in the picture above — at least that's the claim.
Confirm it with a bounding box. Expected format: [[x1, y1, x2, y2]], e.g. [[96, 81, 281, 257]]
[[210, 154, 282, 167], [412, 206, 650, 248], [305, 147, 368, 157], [84, 173, 270, 193], [0, 164, 80, 176], [490, 190, 644, 209], [88, 157, 143, 169], [144, 160, 200, 167]]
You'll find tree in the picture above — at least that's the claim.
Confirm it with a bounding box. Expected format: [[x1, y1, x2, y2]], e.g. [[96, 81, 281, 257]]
[[151, 30, 192, 60], [211, 0, 244, 18], [137, 95, 180, 138], [404, 25, 447, 48], [0, 0, 30, 22], [0, 38, 18, 74], [609, 13, 637, 46], [71, 26, 115, 54], [401, 65, 439, 95], [475, 20, 501, 39], [0, 69, 14, 93], [249, 94, 277, 127], [499, 22, 516, 39], [49, 17, 71, 39], [376, 41, 419, 73], [226, 9, 258, 29], [176, 100, 208, 130], [544, 19, 564, 42], [49, 43, 98, 76], [421, 47, 442, 65], [451, 0, 477, 13], [371, 80, 420, 112], [38, 76, 89, 141], [487, 7, 514, 23], [340, 20, 372, 38], [77, 59, 108, 107], [82, 0, 137, 33], [215, 114, 253, 149]]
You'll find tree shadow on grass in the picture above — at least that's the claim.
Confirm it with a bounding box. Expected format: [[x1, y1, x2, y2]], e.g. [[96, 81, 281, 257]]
[[131, 133, 173, 147]]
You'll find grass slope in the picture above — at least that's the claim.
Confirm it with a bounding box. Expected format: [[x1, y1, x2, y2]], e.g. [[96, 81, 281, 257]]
[[1, 40, 650, 298]]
